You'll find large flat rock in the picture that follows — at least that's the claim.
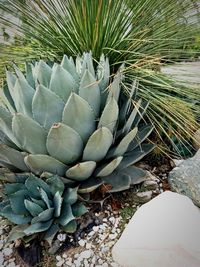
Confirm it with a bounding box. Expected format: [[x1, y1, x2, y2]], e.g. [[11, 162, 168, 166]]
[[168, 149, 200, 207], [112, 191, 200, 267]]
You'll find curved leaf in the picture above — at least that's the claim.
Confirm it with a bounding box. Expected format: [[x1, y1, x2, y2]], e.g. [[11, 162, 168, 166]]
[[59, 204, 74, 226], [63, 187, 78, 205], [61, 55, 79, 84], [106, 72, 121, 103], [62, 93, 95, 143], [79, 69, 100, 117], [82, 127, 113, 162], [78, 177, 103, 193], [96, 156, 123, 177], [24, 154, 68, 176], [62, 220, 77, 233], [33, 60, 52, 87], [25, 174, 51, 199], [32, 84, 65, 130], [102, 172, 131, 193], [129, 125, 154, 151], [31, 208, 54, 224], [12, 113, 47, 154], [13, 77, 35, 117], [46, 175, 65, 195], [49, 64, 76, 101], [0, 205, 32, 225], [72, 202, 88, 217], [24, 200, 44, 217], [112, 127, 138, 157], [24, 219, 53, 235], [9, 189, 29, 215], [98, 96, 119, 133], [47, 123, 83, 164], [44, 224, 59, 245], [0, 144, 29, 171], [65, 161, 96, 181], [53, 192, 63, 217]]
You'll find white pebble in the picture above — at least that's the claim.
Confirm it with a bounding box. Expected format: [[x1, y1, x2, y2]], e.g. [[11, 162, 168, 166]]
[[62, 253, 67, 258], [57, 234, 66, 242], [103, 218, 108, 222], [102, 263, 109, 267], [3, 248, 12, 256], [98, 259, 104, 264], [101, 246, 109, 253], [74, 259, 81, 267], [111, 262, 119, 267], [78, 239, 85, 247], [92, 226, 99, 232], [56, 255, 62, 261], [7, 262, 16, 267], [85, 242, 92, 249], [0, 253, 4, 266], [109, 217, 116, 225], [88, 231, 95, 236], [74, 253, 79, 259], [80, 250, 92, 259], [109, 233, 118, 240], [56, 259, 65, 267], [65, 258, 72, 266]]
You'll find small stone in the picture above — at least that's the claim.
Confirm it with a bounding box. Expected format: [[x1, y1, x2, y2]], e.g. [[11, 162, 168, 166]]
[[56, 255, 62, 261], [85, 243, 92, 249], [88, 231, 95, 236], [3, 248, 12, 256], [7, 262, 16, 267], [80, 250, 92, 259], [98, 259, 104, 264], [109, 217, 116, 225], [0, 253, 4, 266], [74, 253, 79, 259], [133, 191, 152, 203], [78, 239, 85, 247], [103, 218, 108, 222], [56, 259, 65, 267], [101, 246, 109, 253], [109, 233, 118, 240], [99, 224, 106, 231], [62, 253, 67, 258], [110, 262, 119, 267], [57, 233, 66, 242], [102, 263, 109, 267], [74, 259, 81, 267], [143, 180, 158, 190], [92, 226, 99, 232], [83, 259, 89, 267]]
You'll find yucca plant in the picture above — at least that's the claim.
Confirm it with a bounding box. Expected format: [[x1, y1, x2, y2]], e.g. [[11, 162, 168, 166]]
[[0, 0, 199, 156], [0, 172, 87, 243], [0, 53, 154, 197]]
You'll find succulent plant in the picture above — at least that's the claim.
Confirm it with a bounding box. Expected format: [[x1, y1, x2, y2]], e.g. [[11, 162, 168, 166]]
[[0, 53, 155, 193], [0, 172, 87, 243]]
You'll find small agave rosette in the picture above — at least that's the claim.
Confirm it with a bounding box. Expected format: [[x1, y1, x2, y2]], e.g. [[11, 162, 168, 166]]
[[0, 174, 87, 243]]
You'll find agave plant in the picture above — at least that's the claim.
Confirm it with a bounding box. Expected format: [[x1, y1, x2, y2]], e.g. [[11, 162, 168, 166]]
[[0, 172, 87, 243], [0, 53, 154, 194]]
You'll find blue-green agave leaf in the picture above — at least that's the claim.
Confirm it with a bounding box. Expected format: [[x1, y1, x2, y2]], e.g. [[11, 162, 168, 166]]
[[13, 77, 35, 117], [5, 183, 26, 195], [49, 64, 76, 101], [7, 225, 27, 243], [82, 127, 113, 162], [62, 187, 78, 205], [46, 175, 65, 195], [1, 205, 32, 225], [24, 154, 68, 176], [31, 208, 54, 224], [58, 204, 74, 226], [96, 156, 123, 177], [25, 62, 35, 88], [33, 60, 52, 87], [12, 113, 47, 154], [102, 172, 131, 193], [62, 220, 77, 233], [24, 219, 53, 235], [47, 123, 83, 164], [24, 199, 44, 217], [61, 55, 79, 84], [72, 202, 88, 217], [25, 174, 51, 199], [0, 144, 29, 171], [39, 188, 52, 209], [65, 161, 96, 181], [79, 69, 100, 117], [53, 192, 63, 217], [98, 96, 119, 133], [62, 93, 95, 143], [32, 84, 65, 130], [9, 189, 29, 215], [78, 177, 103, 194], [129, 125, 154, 151], [44, 223, 59, 245]]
